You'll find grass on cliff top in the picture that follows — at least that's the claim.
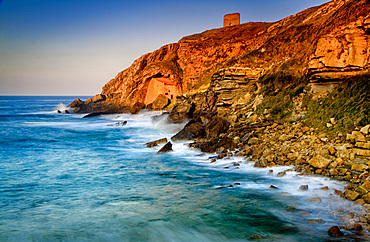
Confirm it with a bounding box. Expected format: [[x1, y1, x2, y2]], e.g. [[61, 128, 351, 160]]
[[302, 75, 370, 135]]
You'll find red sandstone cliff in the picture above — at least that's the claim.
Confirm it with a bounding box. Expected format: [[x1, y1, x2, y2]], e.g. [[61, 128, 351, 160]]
[[69, 0, 369, 113]]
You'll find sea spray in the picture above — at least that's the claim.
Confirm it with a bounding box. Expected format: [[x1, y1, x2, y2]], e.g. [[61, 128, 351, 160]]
[[0, 96, 368, 241]]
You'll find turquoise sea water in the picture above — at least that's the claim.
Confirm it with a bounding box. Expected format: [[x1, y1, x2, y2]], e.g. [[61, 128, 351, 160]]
[[0, 96, 363, 241]]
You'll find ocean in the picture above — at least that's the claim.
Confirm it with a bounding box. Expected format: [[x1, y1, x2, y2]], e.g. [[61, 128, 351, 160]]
[[0, 96, 363, 241]]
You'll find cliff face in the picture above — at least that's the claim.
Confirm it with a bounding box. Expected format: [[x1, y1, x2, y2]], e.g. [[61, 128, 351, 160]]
[[69, 0, 369, 114]]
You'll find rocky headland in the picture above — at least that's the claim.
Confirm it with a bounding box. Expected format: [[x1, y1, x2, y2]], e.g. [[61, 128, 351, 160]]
[[69, 0, 370, 237]]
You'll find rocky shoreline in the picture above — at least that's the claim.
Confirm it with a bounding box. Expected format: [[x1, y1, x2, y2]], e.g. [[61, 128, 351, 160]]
[[160, 116, 370, 238]]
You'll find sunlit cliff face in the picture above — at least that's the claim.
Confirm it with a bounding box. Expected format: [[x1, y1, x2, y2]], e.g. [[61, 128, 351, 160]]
[[144, 77, 180, 105]]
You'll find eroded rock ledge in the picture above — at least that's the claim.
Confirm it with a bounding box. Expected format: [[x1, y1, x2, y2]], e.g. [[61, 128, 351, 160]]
[[69, 0, 369, 115]]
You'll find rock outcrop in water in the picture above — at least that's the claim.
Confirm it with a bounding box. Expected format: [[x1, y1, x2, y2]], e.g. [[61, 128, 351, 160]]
[[69, 0, 369, 115]]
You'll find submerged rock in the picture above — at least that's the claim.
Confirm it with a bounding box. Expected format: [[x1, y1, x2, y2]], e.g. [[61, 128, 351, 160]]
[[248, 234, 263, 240]]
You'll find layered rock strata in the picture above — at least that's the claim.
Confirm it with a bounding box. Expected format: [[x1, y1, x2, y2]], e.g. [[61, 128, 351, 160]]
[[69, 0, 369, 114]]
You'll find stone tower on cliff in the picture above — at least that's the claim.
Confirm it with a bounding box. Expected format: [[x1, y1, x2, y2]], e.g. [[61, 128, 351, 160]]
[[223, 13, 240, 27]]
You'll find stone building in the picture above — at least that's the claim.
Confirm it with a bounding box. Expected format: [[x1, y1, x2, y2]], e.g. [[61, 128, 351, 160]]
[[144, 77, 179, 105], [223, 13, 240, 27]]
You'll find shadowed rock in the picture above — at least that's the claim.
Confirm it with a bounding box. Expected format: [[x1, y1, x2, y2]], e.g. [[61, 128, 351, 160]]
[[171, 118, 204, 141], [157, 142, 173, 154], [145, 138, 168, 148]]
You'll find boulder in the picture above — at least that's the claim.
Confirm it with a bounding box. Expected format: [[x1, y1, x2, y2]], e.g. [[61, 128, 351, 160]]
[[299, 185, 309, 191], [351, 163, 368, 172], [362, 180, 370, 190], [347, 223, 362, 231], [147, 94, 170, 110], [328, 226, 343, 237], [168, 101, 194, 124], [352, 131, 366, 142], [308, 155, 332, 169], [157, 142, 173, 154], [362, 193, 370, 203], [171, 118, 204, 141], [197, 137, 235, 153], [360, 124, 370, 135], [145, 138, 168, 148], [344, 190, 360, 201], [354, 186, 368, 196], [205, 116, 229, 139]]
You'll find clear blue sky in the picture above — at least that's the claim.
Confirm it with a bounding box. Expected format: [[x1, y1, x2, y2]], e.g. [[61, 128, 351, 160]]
[[0, 0, 328, 96]]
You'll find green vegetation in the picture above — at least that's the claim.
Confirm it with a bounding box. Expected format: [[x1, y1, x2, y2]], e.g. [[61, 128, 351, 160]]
[[257, 73, 369, 135], [302, 75, 370, 134]]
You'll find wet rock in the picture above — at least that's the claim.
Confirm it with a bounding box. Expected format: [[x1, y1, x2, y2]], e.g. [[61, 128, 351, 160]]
[[328, 226, 344, 237], [355, 186, 368, 196], [269, 185, 279, 189], [281, 192, 291, 195], [171, 118, 204, 141], [145, 138, 168, 148], [307, 219, 325, 224], [334, 189, 344, 197], [83, 112, 111, 118], [354, 198, 365, 205], [308, 155, 331, 169], [277, 171, 286, 177], [342, 212, 359, 222], [108, 121, 127, 127], [205, 116, 229, 139], [362, 193, 370, 204], [299, 185, 309, 191], [254, 159, 268, 168], [248, 234, 263, 240], [344, 190, 360, 201], [348, 223, 363, 231], [157, 142, 173, 154], [320, 186, 330, 191], [333, 208, 344, 218], [308, 197, 322, 203], [198, 136, 235, 153]]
